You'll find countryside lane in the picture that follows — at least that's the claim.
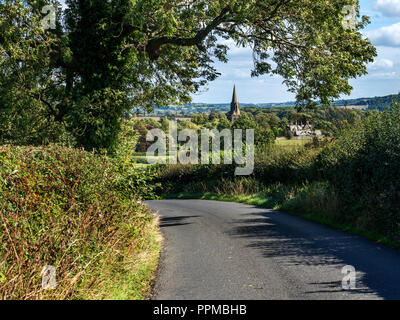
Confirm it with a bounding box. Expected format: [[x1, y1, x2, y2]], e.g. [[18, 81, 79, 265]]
[[145, 200, 400, 300]]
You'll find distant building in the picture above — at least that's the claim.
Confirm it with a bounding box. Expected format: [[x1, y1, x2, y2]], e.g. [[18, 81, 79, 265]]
[[226, 86, 241, 122], [287, 122, 322, 137]]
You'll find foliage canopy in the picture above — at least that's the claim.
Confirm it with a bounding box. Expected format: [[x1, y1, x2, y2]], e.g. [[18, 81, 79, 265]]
[[1, 0, 376, 150]]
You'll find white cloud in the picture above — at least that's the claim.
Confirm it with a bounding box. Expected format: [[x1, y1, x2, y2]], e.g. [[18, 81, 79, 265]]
[[373, 0, 400, 18], [365, 71, 398, 79], [229, 69, 252, 79], [220, 39, 253, 57], [369, 58, 395, 70], [363, 48, 400, 80], [367, 22, 400, 47]]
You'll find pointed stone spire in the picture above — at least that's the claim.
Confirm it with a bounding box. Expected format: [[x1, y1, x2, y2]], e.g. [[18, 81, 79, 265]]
[[232, 85, 239, 106], [227, 85, 240, 122]]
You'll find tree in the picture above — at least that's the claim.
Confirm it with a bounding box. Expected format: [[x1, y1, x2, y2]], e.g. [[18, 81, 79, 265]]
[[208, 111, 221, 122], [255, 114, 272, 130], [216, 114, 232, 131], [0, 0, 67, 145], [349, 111, 361, 125], [178, 120, 201, 131], [192, 114, 209, 126], [132, 120, 159, 152], [160, 117, 170, 133], [233, 113, 274, 147], [256, 113, 281, 129], [289, 111, 312, 124], [1, 0, 376, 150]]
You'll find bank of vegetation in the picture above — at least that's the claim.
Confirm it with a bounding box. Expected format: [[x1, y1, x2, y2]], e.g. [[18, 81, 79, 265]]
[[0, 145, 160, 299], [155, 101, 400, 247]]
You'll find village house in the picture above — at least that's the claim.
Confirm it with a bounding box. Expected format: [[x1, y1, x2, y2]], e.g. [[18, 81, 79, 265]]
[[287, 122, 322, 137]]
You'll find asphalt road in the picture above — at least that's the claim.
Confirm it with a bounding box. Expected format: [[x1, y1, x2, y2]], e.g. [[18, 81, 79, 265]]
[[145, 199, 400, 300]]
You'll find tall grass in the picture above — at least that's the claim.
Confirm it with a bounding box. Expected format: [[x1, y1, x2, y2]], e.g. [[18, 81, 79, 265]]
[[0, 145, 161, 299]]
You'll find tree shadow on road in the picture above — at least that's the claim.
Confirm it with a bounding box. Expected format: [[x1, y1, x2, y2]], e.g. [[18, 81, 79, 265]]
[[160, 215, 199, 228], [226, 208, 400, 299]]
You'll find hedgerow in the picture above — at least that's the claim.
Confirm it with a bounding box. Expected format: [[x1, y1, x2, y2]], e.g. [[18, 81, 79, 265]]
[[317, 104, 400, 239], [0, 145, 160, 299]]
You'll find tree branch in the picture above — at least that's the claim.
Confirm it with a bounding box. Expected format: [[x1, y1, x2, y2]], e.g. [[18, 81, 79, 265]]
[[145, 6, 231, 61]]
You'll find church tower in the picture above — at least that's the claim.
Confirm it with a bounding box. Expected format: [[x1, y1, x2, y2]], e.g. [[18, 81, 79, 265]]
[[227, 85, 240, 122]]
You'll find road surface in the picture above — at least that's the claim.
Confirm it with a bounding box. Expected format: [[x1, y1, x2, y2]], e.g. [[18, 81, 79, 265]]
[[145, 199, 400, 300]]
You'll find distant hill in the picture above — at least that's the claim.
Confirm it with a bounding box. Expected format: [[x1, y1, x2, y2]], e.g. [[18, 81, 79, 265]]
[[149, 94, 398, 116], [333, 94, 398, 110]]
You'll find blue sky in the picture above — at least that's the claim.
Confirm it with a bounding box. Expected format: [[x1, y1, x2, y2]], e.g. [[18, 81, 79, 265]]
[[192, 0, 400, 103]]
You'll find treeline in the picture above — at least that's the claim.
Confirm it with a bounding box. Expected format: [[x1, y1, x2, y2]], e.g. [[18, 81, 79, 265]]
[[132, 106, 367, 153], [153, 93, 399, 117], [335, 94, 398, 110], [243, 106, 364, 137], [132, 112, 276, 153]]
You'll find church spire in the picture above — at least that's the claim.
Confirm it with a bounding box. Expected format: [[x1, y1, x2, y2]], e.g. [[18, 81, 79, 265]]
[[232, 85, 238, 106], [227, 85, 240, 122]]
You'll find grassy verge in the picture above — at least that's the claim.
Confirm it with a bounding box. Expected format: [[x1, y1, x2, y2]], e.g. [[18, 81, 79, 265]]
[[77, 215, 162, 300], [0, 145, 161, 300], [162, 191, 400, 250]]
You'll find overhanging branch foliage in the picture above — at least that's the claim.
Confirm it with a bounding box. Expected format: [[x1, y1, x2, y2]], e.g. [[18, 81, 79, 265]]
[[0, 0, 376, 150]]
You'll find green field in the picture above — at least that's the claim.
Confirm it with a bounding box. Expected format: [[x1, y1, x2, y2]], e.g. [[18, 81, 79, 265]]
[[133, 139, 312, 165], [275, 139, 312, 150]]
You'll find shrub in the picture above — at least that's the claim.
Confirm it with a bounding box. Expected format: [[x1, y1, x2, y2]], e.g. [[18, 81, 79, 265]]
[[0, 145, 159, 299], [154, 164, 236, 194], [154, 144, 319, 195], [281, 182, 340, 220], [254, 146, 319, 184], [317, 104, 400, 239]]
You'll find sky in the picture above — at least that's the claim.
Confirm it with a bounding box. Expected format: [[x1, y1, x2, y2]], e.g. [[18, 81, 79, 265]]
[[191, 0, 400, 104]]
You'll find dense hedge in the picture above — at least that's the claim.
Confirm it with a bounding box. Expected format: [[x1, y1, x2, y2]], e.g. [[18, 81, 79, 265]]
[[0, 145, 159, 299], [253, 147, 320, 184], [318, 106, 400, 238], [154, 163, 236, 194], [154, 145, 320, 194]]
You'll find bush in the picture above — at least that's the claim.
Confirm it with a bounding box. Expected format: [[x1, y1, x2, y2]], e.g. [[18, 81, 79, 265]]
[[154, 163, 236, 194], [318, 104, 400, 239], [281, 182, 340, 220], [154, 144, 319, 195], [254, 146, 319, 184], [0, 145, 160, 299]]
